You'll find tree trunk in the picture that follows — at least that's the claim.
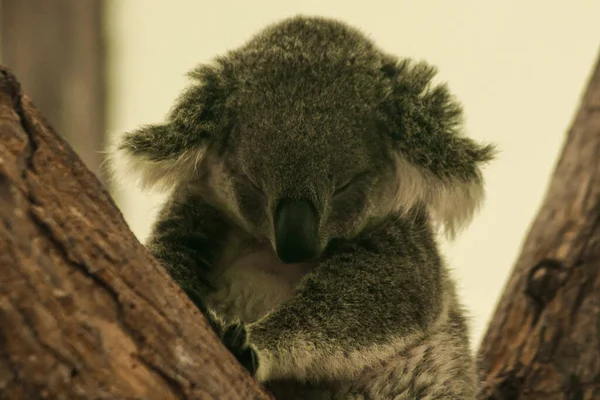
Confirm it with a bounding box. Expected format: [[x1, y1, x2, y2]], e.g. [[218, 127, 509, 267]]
[[0, 0, 108, 183], [0, 67, 270, 399], [477, 51, 600, 399]]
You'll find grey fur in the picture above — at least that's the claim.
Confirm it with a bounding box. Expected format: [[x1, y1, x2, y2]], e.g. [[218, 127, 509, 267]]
[[110, 15, 495, 399]]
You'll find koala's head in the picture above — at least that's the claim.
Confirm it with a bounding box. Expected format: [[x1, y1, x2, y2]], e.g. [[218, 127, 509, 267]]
[[110, 16, 495, 264]]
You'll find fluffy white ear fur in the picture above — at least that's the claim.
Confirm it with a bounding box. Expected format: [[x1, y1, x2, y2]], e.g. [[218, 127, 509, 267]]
[[391, 155, 486, 239], [105, 136, 206, 192]]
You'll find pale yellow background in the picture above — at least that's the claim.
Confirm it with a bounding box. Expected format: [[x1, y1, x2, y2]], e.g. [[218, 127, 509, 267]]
[[106, 0, 600, 350]]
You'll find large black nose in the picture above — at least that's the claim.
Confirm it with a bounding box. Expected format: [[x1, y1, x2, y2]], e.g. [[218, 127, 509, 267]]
[[274, 198, 318, 264]]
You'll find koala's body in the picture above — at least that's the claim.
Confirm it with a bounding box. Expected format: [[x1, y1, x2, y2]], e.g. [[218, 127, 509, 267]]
[[111, 15, 494, 399]]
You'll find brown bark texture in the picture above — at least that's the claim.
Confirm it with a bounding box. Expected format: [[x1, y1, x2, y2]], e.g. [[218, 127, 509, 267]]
[[0, 67, 270, 399], [477, 51, 600, 399]]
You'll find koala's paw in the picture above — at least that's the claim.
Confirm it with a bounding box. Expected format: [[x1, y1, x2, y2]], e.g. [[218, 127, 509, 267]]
[[223, 323, 258, 375]]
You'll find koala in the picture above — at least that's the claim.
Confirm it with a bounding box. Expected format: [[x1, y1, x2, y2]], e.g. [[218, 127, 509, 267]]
[[110, 15, 495, 400]]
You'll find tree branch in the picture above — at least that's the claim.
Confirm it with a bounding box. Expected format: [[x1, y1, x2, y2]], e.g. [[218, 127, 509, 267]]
[[477, 49, 600, 399], [0, 66, 270, 399]]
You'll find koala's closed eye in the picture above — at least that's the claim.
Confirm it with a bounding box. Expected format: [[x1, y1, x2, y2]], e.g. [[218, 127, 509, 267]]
[[333, 172, 370, 197]]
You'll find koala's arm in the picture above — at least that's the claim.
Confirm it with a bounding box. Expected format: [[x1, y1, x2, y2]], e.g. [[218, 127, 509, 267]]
[[145, 188, 231, 332], [247, 212, 443, 383]]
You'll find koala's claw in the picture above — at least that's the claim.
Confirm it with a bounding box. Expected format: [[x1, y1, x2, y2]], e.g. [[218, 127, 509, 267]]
[[223, 323, 258, 375]]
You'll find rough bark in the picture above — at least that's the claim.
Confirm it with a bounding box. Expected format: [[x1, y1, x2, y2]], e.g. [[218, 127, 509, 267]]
[[0, 0, 108, 182], [0, 67, 270, 399], [477, 51, 600, 399]]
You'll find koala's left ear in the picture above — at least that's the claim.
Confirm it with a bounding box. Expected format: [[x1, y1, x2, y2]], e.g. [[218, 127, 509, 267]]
[[380, 58, 497, 238], [108, 64, 227, 191]]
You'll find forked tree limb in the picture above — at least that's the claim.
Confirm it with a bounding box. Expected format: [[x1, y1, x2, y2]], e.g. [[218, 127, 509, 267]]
[[477, 50, 600, 399], [0, 67, 270, 399]]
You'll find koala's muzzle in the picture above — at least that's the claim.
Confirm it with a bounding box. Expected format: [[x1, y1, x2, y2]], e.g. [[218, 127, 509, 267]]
[[274, 198, 318, 264]]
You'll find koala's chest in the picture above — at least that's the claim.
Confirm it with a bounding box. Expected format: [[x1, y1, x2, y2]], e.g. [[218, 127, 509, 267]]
[[205, 233, 316, 323]]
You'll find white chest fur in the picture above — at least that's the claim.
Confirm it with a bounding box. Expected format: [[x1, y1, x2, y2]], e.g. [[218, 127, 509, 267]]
[[205, 230, 317, 323]]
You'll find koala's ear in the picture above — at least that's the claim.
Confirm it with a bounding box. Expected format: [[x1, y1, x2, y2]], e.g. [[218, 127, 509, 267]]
[[108, 64, 226, 191], [381, 58, 497, 238]]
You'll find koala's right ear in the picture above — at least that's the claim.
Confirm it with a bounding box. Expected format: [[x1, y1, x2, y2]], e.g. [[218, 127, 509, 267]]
[[108, 64, 226, 191]]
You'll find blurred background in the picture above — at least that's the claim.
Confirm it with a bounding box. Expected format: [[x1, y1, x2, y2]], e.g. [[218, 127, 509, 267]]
[[1, 0, 598, 350]]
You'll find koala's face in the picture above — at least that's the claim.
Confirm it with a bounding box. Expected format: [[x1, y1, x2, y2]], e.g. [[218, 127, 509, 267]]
[[206, 69, 400, 264], [117, 17, 494, 264]]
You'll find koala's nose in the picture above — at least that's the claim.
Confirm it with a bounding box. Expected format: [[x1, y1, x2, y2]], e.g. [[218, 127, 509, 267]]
[[274, 198, 318, 264]]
